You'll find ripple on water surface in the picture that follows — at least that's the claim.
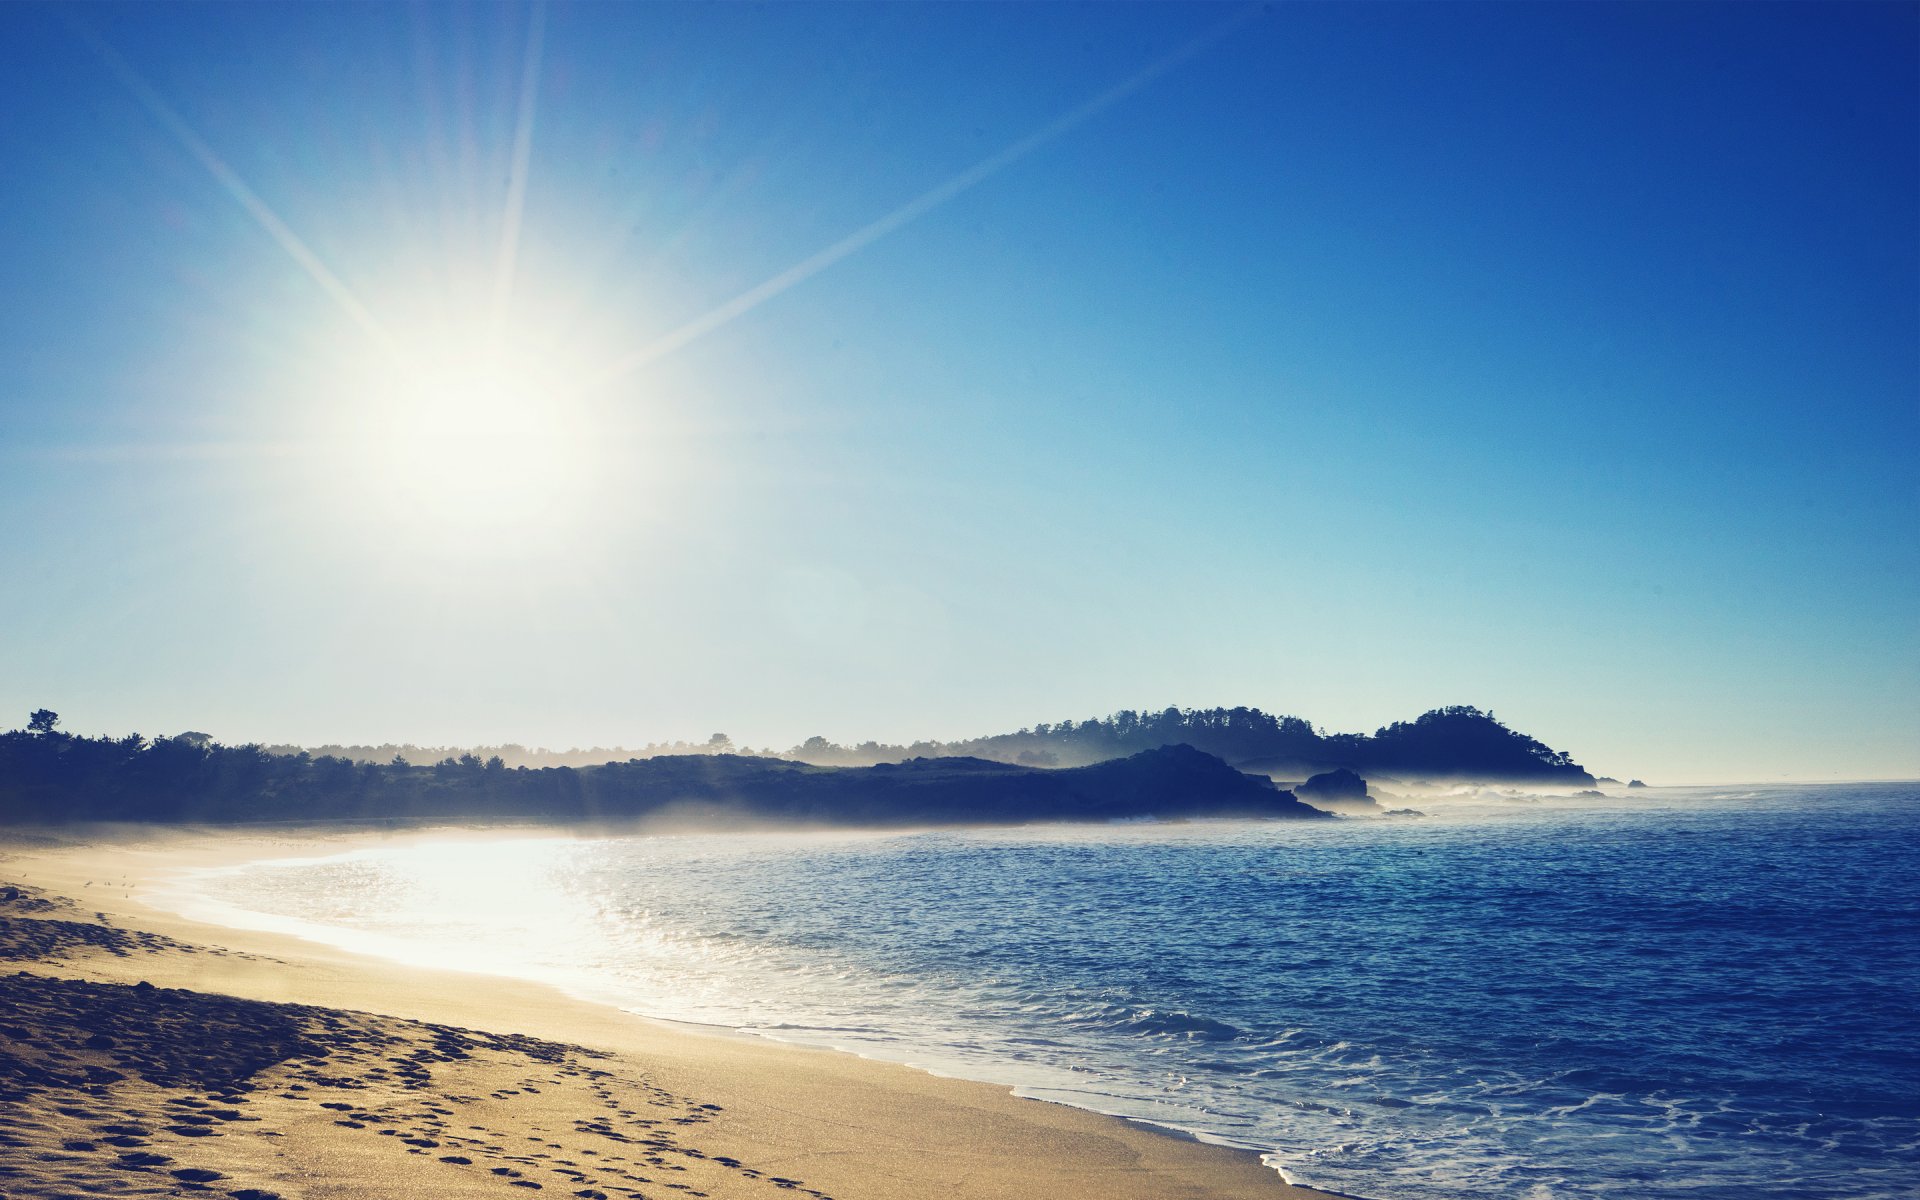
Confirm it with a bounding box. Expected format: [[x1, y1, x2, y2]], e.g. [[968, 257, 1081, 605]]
[[184, 784, 1920, 1200]]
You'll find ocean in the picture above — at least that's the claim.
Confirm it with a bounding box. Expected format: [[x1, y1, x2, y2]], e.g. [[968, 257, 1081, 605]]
[[163, 783, 1920, 1200]]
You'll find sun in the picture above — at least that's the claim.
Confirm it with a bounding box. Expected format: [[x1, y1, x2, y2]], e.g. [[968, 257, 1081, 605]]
[[335, 315, 609, 550], [376, 346, 582, 520]]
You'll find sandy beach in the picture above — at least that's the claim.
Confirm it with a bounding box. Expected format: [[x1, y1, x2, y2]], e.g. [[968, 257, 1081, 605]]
[[0, 824, 1341, 1200]]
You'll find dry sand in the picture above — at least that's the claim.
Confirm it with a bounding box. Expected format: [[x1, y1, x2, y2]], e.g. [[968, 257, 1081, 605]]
[[0, 826, 1349, 1200]]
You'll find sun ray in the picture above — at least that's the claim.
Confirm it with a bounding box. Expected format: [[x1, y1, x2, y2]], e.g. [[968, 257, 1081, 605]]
[[590, 5, 1262, 387], [73, 23, 398, 359], [491, 1, 548, 338]]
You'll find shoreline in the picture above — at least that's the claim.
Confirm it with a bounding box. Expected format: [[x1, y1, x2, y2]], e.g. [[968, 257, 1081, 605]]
[[144, 831, 1314, 1172], [0, 821, 1356, 1200]]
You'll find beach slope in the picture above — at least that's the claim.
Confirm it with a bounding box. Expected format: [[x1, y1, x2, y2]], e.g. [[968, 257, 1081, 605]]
[[0, 828, 1340, 1200]]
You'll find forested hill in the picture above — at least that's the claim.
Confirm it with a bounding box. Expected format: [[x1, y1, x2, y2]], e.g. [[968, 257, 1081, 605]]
[[0, 705, 1591, 826], [0, 717, 1324, 826], [790, 706, 1595, 784], [274, 705, 1592, 784]]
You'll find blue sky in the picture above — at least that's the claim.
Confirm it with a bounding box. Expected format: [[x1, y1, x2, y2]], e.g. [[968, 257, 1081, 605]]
[[1, 2, 1914, 782]]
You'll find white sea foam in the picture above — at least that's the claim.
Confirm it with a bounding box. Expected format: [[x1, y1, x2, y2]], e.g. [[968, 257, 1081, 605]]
[[156, 784, 1920, 1200]]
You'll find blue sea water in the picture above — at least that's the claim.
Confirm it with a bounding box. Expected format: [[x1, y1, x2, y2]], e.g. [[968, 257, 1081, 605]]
[[172, 784, 1920, 1200]]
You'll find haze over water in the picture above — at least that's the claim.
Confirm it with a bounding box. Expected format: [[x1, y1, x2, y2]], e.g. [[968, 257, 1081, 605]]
[[176, 784, 1920, 1200]]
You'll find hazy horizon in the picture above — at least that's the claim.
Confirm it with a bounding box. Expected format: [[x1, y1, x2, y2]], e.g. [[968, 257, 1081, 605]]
[[9, 701, 1914, 789], [2, 3, 1915, 787]]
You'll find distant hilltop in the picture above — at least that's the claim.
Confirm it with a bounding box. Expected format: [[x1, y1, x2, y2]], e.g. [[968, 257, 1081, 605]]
[[780, 705, 1595, 785], [0, 712, 1325, 826], [0, 704, 1598, 828], [277, 704, 1596, 787]]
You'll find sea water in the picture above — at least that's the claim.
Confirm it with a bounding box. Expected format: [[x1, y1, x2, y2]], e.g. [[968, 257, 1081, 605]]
[[169, 784, 1920, 1200]]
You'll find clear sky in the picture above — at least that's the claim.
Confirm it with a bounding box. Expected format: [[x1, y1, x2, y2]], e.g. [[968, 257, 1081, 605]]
[[1, 2, 1914, 783]]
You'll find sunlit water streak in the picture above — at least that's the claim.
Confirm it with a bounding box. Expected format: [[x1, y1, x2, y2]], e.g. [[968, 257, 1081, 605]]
[[168, 784, 1920, 1200]]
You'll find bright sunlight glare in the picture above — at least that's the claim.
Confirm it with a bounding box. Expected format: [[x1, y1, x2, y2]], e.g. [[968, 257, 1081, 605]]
[[328, 307, 613, 552]]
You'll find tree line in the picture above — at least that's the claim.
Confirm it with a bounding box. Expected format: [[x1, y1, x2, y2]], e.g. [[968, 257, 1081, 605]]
[[0, 703, 1592, 825], [776, 704, 1589, 780], [0, 711, 1333, 826], [262, 704, 1589, 782]]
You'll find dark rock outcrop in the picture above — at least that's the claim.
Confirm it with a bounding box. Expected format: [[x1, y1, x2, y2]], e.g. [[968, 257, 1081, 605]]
[[1295, 768, 1382, 815]]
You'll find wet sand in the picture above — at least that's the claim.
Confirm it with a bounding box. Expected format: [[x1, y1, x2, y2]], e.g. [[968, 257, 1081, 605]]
[[0, 826, 1348, 1200]]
